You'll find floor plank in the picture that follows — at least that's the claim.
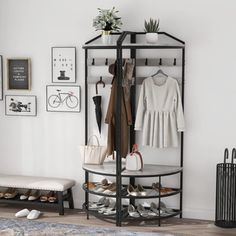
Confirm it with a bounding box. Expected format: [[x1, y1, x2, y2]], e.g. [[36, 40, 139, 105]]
[[0, 206, 235, 236]]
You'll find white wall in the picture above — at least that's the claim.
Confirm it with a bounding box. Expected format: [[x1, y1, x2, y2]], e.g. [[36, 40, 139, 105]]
[[0, 0, 236, 220]]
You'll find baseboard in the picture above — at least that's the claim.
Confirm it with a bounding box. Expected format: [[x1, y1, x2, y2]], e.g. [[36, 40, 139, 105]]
[[183, 207, 215, 221]]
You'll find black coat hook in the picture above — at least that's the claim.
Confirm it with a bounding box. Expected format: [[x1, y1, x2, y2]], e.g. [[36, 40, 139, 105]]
[[92, 58, 95, 65], [105, 58, 108, 65], [95, 76, 105, 94], [173, 58, 177, 66], [145, 58, 148, 66], [159, 58, 162, 66]]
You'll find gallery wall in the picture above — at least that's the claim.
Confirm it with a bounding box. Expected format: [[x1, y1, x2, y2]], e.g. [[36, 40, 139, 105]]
[[0, 0, 236, 220]]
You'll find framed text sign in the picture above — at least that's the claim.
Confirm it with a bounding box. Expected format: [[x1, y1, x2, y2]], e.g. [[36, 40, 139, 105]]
[[7, 58, 31, 90]]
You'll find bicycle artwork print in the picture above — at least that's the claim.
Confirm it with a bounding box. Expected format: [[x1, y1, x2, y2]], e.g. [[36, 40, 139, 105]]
[[46, 85, 80, 112]]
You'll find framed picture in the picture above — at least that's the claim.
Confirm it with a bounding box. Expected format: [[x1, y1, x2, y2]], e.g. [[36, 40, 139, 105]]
[[0, 55, 3, 100], [52, 47, 76, 83], [5, 95, 37, 116], [7, 58, 31, 90], [46, 85, 80, 112]]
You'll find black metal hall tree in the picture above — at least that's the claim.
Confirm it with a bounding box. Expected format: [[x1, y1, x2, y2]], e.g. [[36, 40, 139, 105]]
[[82, 31, 185, 226]]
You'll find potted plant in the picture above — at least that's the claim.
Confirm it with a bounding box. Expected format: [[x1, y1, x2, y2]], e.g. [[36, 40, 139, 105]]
[[144, 18, 160, 43], [93, 7, 122, 44]]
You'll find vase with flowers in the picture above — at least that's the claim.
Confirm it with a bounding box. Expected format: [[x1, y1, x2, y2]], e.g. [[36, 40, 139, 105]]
[[93, 7, 122, 44]]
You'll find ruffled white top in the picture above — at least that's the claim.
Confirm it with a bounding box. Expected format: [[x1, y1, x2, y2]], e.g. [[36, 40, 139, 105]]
[[135, 76, 185, 148]]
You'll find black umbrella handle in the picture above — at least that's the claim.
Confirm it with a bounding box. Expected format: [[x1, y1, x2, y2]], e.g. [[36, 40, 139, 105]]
[[224, 148, 229, 163]]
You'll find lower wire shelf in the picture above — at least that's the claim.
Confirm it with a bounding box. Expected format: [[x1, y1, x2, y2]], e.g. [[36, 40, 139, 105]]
[[82, 203, 182, 222]]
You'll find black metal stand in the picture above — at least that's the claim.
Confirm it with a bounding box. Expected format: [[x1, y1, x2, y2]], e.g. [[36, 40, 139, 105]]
[[83, 31, 185, 226]]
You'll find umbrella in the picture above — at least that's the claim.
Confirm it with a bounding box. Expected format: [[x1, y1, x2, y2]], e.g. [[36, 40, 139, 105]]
[[92, 77, 105, 134], [93, 96, 102, 133]]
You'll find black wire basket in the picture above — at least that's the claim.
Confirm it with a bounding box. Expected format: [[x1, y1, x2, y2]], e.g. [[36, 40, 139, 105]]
[[215, 148, 236, 228]]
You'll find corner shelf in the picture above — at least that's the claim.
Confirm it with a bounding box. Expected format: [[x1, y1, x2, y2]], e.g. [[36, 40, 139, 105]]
[[82, 31, 185, 226]]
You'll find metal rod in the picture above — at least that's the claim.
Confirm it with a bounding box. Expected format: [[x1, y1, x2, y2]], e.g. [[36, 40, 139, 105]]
[[130, 33, 136, 152], [85, 171, 89, 219], [179, 47, 185, 218], [115, 33, 126, 226], [85, 49, 88, 144]]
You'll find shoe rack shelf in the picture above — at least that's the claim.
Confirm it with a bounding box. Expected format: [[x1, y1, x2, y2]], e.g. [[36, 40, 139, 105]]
[[83, 31, 185, 226], [82, 162, 182, 224]]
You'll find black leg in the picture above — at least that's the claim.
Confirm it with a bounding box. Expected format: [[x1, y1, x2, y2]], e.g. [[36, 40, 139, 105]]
[[67, 188, 74, 209], [57, 191, 64, 215]]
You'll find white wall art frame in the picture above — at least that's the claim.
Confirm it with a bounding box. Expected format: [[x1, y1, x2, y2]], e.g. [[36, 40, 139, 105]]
[[46, 85, 80, 112], [5, 95, 37, 116], [51, 47, 76, 83]]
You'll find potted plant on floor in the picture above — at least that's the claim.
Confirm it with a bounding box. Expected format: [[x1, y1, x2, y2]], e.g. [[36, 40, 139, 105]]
[[144, 18, 160, 43], [93, 7, 122, 44]]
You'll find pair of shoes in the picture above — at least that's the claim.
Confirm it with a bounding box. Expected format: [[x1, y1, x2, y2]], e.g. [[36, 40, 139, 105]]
[[3, 188, 18, 199], [85, 182, 96, 190], [20, 190, 40, 201], [98, 201, 116, 215], [40, 191, 57, 203], [152, 182, 162, 194], [127, 204, 139, 218], [150, 202, 164, 215], [127, 204, 156, 218], [137, 204, 157, 217], [89, 197, 110, 210], [127, 184, 146, 196], [94, 182, 116, 195], [15, 208, 41, 220], [160, 187, 174, 194], [150, 201, 174, 215]]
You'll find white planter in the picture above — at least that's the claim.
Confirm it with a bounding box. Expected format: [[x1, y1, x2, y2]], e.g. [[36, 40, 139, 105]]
[[101, 31, 111, 44], [146, 33, 158, 44]]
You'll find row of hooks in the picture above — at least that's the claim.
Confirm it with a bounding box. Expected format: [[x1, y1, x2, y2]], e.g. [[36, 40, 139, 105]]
[[90, 58, 178, 66]]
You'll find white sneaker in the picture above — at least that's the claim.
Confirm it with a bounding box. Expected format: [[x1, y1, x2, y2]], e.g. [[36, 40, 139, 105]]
[[27, 210, 41, 220], [15, 208, 30, 218]]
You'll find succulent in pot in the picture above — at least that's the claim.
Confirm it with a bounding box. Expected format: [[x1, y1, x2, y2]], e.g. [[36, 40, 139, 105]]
[[144, 18, 160, 43]]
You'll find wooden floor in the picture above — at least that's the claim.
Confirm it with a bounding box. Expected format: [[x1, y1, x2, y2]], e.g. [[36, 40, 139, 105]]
[[0, 206, 236, 236]]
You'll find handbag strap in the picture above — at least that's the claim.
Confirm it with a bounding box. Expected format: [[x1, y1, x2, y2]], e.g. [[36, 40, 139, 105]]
[[87, 135, 100, 146], [131, 151, 143, 170], [131, 144, 143, 170]]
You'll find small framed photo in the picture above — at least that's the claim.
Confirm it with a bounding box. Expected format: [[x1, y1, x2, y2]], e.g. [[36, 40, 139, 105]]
[[5, 95, 37, 116], [52, 47, 76, 83], [7, 58, 31, 90], [46, 85, 80, 112], [0, 55, 3, 100]]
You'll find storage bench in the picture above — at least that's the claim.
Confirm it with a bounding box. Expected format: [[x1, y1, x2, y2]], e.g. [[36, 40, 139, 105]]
[[0, 174, 75, 215]]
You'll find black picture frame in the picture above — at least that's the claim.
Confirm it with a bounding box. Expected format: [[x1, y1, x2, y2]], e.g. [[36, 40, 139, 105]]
[[0, 55, 3, 100], [5, 95, 37, 116], [51, 47, 76, 83], [46, 85, 81, 113], [7, 58, 31, 90]]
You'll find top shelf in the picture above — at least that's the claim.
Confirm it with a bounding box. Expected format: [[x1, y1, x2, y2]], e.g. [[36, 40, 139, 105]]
[[83, 32, 185, 49], [83, 162, 182, 178]]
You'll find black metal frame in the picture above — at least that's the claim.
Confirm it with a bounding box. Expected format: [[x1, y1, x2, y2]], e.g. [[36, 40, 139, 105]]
[[83, 31, 185, 226], [0, 55, 3, 100]]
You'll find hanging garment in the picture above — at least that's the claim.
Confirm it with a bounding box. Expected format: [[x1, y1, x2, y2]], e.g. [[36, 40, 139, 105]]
[[135, 76, 185, 148], [105, 60, 134, 158]]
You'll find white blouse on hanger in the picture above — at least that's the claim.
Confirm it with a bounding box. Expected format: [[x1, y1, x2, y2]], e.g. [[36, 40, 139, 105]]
[[134, 76, 185, 148]]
